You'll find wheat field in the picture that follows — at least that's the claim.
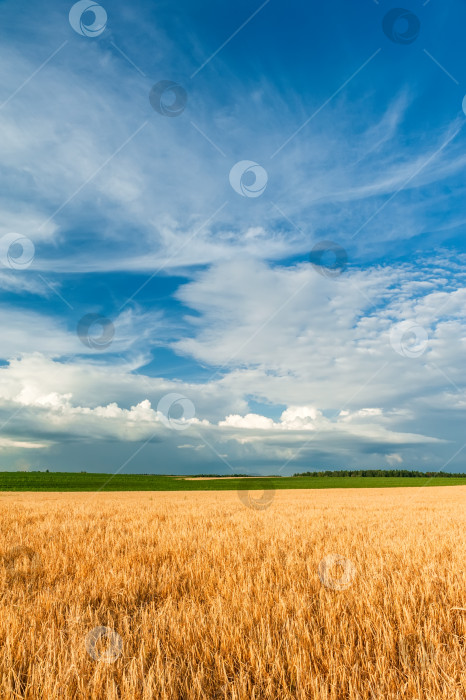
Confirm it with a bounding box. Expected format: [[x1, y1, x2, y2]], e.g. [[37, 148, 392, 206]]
[[0, 486, 465, 699]]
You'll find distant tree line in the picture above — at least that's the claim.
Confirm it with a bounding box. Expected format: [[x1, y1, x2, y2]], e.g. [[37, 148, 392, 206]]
[[293, 469, 466, 478]]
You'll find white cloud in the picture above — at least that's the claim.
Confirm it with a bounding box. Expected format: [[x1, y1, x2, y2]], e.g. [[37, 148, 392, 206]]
[[0, 437, 48, 450], [0, 306, 163, 359], [0, 251, 462, 471]]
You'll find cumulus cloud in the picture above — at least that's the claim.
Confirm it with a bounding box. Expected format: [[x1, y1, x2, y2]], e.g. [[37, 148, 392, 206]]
[[0, 252, 463, 473]]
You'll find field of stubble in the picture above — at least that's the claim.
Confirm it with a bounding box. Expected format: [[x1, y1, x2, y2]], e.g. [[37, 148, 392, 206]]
[[1, 487, 466, 699]]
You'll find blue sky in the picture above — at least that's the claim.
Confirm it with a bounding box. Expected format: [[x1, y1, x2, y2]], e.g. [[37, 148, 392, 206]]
[[0, 0, 465, 474]]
